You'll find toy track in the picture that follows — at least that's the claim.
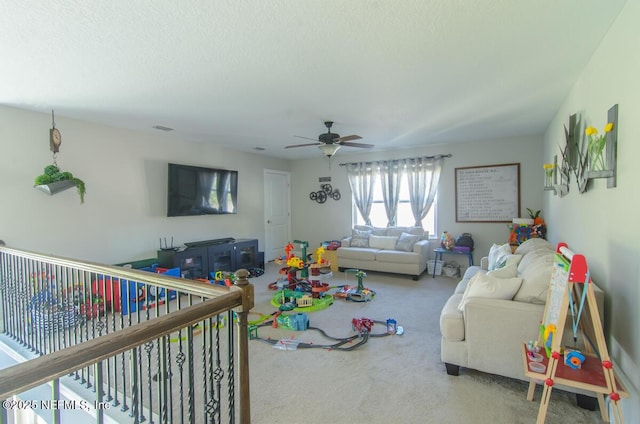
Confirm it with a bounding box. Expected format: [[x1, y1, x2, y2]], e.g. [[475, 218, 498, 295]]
[[252, 320, 391, 351]]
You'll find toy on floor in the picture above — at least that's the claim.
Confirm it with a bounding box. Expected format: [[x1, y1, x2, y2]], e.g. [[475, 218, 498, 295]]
[[270, 240, 332, 294], [333, 269, 376, 302], [271, 289, 334, 312], [250, 316, 401, 351]]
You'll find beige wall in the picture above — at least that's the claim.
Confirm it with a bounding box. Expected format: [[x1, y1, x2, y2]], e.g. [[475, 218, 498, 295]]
[[543, 0, 639, 416], [0, 106, 291, 264], [290, 135, 544, 273]]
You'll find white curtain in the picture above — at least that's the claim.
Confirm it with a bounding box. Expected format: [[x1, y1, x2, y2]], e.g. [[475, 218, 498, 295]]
[[346, 162, 376, 225], [379, 161, 403, 227], [406, 157, 443, 227]]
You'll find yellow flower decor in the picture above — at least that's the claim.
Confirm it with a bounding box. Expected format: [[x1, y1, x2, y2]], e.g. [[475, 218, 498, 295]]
[[585, 122, 614, 171], [543, 163, 555, 187]]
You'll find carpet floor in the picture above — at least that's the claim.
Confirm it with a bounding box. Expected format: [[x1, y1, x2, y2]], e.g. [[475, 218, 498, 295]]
[[245, 263, 605, 424]]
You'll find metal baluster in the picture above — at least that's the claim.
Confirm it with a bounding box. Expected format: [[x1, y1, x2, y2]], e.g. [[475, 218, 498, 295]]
[[213, 314, 223, 423], [121, 277, 131, 414], [186, 296, 195, 424], [164, 290, 174, 423], [130, 346, 140, 423], [158, 335, 168, 423], [95, 361, 104, 424], [175, 292, 186, 424], [51, 378, 61, 424], [227, 309, 235, 424], [144, 340, 154, 423], [202, 312, 209, 423]]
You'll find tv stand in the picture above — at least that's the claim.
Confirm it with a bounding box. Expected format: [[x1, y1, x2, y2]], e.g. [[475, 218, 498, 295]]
[[158, 238, 260, 279], [184, 237, 235, 248]]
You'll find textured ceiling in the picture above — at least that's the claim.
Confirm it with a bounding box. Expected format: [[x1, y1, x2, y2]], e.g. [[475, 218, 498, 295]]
[[0, 0, 627, 159]]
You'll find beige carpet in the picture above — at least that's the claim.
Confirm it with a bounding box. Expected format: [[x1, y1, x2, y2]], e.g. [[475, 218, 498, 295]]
[[246, 263, 605, 424]]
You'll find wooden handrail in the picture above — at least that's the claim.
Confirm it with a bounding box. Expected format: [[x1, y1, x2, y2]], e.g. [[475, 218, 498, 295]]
[[0, 293, 241, 399], [0, 245, 228, 298]]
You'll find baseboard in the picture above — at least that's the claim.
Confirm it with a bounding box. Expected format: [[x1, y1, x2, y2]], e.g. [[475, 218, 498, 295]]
[[609, 338, 639, 421]]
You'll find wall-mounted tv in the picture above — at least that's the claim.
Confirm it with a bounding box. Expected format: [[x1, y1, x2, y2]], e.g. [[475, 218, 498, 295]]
[[167, 163, 238, 217]]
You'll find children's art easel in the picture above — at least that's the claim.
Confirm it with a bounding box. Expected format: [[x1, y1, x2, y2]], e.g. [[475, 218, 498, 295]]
[[522, 243, 627, 423]]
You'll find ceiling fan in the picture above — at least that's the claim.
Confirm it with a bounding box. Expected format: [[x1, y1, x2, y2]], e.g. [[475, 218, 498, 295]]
[[286, 121, 373, 157]]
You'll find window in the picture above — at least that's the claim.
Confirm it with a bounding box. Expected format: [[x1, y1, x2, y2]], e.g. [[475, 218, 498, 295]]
[[353, 174, 437, 236]]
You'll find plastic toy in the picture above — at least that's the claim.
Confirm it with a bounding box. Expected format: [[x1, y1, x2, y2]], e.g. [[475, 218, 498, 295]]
[[565, 349, 585, 370], [250, 316, 398, 351], [271, 289, 334, 312], [333, 269, 376, 302]]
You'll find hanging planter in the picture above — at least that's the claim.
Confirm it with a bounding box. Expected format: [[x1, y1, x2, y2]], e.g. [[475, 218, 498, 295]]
[[33, 111, 87, 203], [34, 164, 86, 203]]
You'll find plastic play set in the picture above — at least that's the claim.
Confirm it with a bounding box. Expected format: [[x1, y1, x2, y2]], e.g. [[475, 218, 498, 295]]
[[248, 240, 401, 351]]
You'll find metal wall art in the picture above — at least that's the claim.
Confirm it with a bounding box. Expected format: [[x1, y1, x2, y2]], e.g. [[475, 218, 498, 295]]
[[309, 183, 341, 203]]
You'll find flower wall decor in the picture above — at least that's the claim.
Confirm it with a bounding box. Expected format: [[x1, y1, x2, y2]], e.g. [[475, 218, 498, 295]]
[[543, 163, 555, 188], [585, 122, 614, 172]]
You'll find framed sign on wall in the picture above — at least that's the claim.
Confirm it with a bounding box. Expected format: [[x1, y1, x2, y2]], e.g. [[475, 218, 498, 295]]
[[455, 163, 520, 222]]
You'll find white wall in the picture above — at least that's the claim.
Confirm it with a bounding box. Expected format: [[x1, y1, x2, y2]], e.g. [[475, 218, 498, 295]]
[[290, 134, 544, 273], [0, 106, 290, 264], [543, 0, 639, 417]]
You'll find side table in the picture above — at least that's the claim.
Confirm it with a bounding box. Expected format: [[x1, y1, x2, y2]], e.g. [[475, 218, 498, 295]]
[[433, 248, 474, 278]]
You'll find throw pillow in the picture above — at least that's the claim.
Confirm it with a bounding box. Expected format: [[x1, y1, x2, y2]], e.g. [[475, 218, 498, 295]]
[[494, 252, 522, 270], [514, 238, 554, 256], [350, 228, 371, 247], [488, 243, 512, 270], [486, 263, 518, 278], [369, 235, 398, 250], [458, 273, 523, 311], [514, 255, 554, 304], [395, 232, 421, 252], [387, 226, 424, 238], [517, 248, 554, 274]]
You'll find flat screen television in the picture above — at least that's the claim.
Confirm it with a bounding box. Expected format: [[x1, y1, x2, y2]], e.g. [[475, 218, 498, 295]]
[[167, 163, 238, 217]]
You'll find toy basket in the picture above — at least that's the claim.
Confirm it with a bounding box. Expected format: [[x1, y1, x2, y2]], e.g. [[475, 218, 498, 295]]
[[428, 259, 444, 276], [29, 290, 84, 334]]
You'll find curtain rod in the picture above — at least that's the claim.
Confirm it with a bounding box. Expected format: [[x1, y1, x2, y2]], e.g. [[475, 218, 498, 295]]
[[338, 153, 452, 167]]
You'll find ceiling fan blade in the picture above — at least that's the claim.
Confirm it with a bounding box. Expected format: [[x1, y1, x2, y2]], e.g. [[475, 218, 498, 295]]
[[334, 134, 362, 142], [293, 135, 320, 142], [340, 141, 374, 148], [285, 142, 322, 149]]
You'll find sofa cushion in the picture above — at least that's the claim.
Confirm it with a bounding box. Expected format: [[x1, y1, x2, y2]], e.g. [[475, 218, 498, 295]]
[[487, 263, 518, 278], [337, 247, 377, 261], [517, 248, 554, 274], [375, 249, 421, 264], [458, 273, 523, 311], [387, 226, 424, 239], [440, 293, 465, 341], [369, 235, 398, 250], [514, 255, 555, 304], [395, 232, 421, 252], [488, 243, 512, 270], [350, 228, 371, 247], [514, 238, 554, 256]]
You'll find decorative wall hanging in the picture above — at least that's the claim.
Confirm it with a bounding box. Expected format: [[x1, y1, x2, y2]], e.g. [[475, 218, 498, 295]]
[[34, 111, 87, 203], [309, 183, 341, 204], [455, 163, 520, 222], [586, 104, 618, 188], [557, 113, 580, 197], [554, 104, 618, 197]]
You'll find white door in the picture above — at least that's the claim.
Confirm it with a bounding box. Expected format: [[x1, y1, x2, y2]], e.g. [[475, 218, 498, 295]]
[[264, 170, 291, 262]]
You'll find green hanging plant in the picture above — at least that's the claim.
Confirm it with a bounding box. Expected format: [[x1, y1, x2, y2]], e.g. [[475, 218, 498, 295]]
[[34, 164, 86, 203]]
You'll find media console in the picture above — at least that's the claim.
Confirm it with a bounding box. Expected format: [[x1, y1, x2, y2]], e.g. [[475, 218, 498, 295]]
[[158, 238, 262, 279]]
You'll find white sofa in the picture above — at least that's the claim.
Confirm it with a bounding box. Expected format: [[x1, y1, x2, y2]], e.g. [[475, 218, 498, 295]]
[[337, 225, 430, 280], [439, 238, 604, 408]]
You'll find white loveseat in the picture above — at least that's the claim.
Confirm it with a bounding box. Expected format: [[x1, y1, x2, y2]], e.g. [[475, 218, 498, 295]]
[[337, 225, 430, 280], [439, 238, 604, 408]]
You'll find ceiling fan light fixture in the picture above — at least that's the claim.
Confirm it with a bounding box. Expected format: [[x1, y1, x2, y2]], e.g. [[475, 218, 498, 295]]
[[318, 144, 341, 157]]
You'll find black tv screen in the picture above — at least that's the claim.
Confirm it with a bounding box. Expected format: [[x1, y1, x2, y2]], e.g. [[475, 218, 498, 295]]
[[167, 163, 238, 217]]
